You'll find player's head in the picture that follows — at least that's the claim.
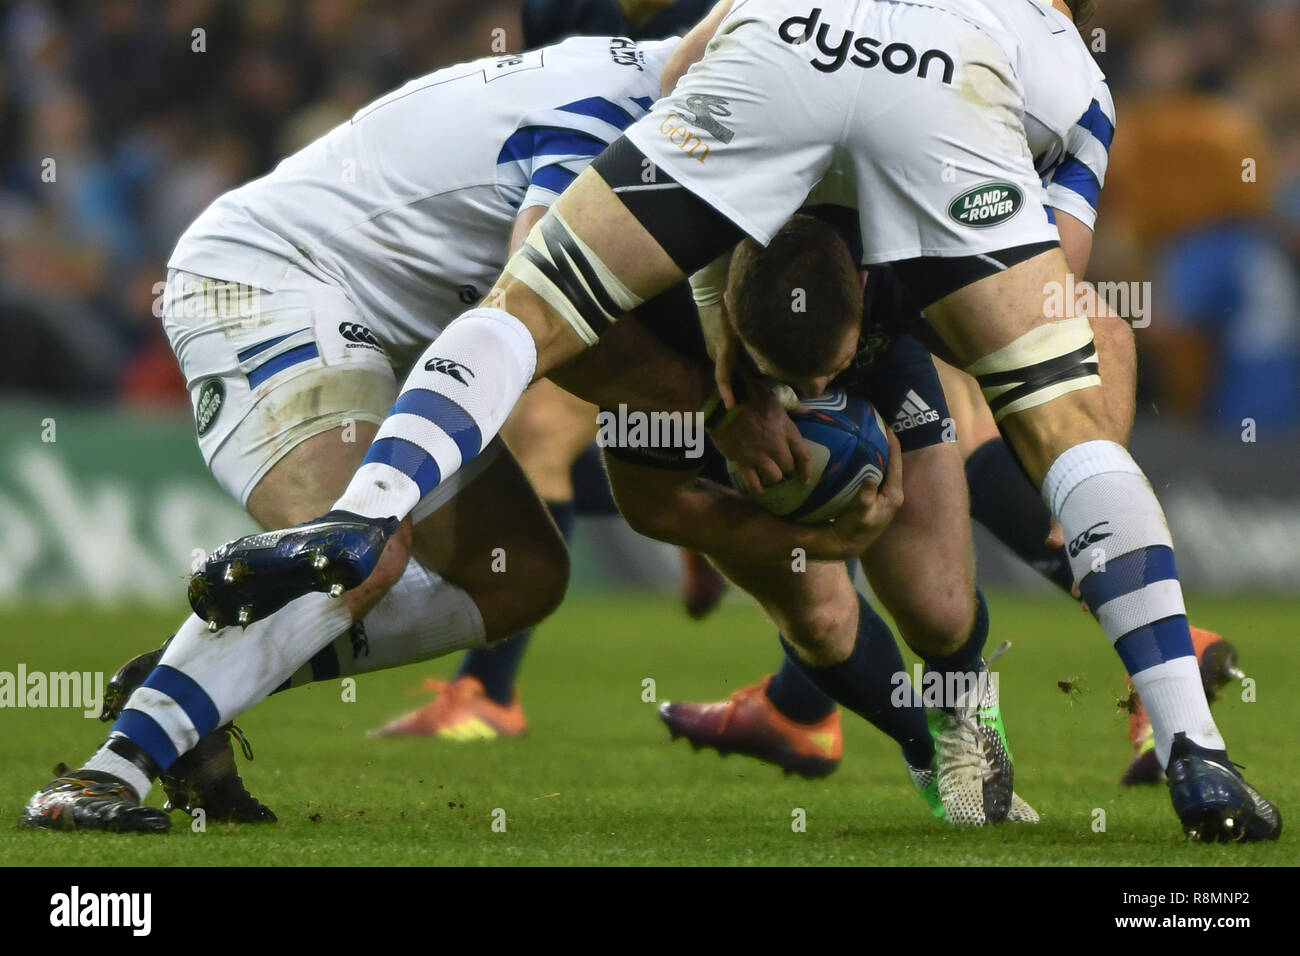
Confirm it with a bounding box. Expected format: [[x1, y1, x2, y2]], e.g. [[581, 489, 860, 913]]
[[725, 214, 862, 398]]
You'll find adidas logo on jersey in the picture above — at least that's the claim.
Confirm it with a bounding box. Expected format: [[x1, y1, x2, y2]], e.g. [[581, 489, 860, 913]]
[[892, 390, 940, 431]]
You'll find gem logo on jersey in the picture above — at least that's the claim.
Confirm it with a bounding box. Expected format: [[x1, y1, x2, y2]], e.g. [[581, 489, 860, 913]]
[[424, 357, 475, 385], [892, 390, 941, 432], [778, 9, 955, 83], [338, 322, 382, 351], [195, 379, 225, 437], [675, 94, 735, 144], [948, 182, 1024, 228]]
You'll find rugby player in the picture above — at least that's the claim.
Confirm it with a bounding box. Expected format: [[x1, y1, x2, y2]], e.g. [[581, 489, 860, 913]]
[[189, 0, 1279, 840], [20, 32, 899, 832], [602, 210, 1039, 823]]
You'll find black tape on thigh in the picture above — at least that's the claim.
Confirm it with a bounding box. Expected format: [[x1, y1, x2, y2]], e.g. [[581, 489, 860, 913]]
[[591, 136, 746, 274]]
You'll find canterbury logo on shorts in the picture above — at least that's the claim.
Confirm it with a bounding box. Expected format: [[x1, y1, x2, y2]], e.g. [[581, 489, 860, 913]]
[[338, 322, 382, 349]]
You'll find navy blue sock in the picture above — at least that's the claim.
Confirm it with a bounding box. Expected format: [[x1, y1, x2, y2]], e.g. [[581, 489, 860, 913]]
[[922, 587, 990, 695], [965, 438, 1074, 594], [783, 593, 933, 769], [765, 653, 837, 724], [457, 499, 575, 704]]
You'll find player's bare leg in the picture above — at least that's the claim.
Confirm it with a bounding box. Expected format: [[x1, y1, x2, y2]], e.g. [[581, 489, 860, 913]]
[[924, 247, 1279, 840], [24, 417, 568, 831]]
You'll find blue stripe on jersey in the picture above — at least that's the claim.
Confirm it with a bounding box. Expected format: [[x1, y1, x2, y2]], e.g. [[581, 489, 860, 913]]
[[237, 329, 309, 362], [141, 665, 220, 738], [365, 436, 443, 498], [631, 95, 654, 112], [1076, 99, 1115, 150], [114, 709, 179, 769], [246, 343, 320, 388], [389, 388, 483, 464], [1050, 155, 1101, 209], [1078, 545, 1179, 612], [1114, 616, 1193, 674], [498, 126, 610, 164], [556, 96, 638, 131], [531, 164, 577, 195], [1045, 204, 1056, 225]]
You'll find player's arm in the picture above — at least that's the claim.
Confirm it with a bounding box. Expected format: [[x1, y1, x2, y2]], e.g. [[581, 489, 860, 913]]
[[661, 0, 734, 96], [603, 437, 903, 564]]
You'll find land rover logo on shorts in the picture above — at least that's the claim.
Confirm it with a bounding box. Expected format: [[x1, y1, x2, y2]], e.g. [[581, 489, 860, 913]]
[[948, 182, 1023, 228], [195, 379, 224, 437]]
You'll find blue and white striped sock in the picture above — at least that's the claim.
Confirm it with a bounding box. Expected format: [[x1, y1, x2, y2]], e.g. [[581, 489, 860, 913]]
[[84, 593, 353, 798], [333, 308, 536, 520], [1044, 440, 1223, 767]]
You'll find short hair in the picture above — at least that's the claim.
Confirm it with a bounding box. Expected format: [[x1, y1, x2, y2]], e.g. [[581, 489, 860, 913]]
[[726, 214, 862, 378]]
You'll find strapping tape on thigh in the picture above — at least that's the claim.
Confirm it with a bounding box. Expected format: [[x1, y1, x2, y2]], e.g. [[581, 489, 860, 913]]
[[505, 209, 644, 346], [965, 317, 1100, 422]]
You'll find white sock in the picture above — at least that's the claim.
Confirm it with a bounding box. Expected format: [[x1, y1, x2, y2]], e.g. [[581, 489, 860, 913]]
[[89, 595, 352, 798], [278, 559, 488, 687], [1043, 440, 1222, 766], [334, 308, 536, 520]]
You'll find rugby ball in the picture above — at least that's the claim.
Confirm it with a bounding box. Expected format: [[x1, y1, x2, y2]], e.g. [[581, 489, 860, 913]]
[[728, 391, 890, 523]]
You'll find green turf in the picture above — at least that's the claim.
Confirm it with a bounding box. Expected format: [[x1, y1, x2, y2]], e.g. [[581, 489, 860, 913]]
[[1, 592, 1295, 865]]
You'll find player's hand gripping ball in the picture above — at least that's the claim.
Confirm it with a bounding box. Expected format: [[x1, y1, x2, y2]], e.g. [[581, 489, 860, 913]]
[[728, 390, 891, 522]]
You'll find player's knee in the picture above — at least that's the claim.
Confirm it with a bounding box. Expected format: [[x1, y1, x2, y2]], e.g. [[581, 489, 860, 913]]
[[896, 586, 975, 656], [783, 587, 857, 664]]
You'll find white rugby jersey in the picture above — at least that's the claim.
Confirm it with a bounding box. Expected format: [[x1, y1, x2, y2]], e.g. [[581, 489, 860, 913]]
[[169, 36, 676, 365], [805, 0, 1112, 233]]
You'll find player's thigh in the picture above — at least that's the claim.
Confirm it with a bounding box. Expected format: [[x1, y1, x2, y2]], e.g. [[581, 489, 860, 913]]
[[935, 359, 1000, 461], [924, 250, 1114, 484], [163, 268, 399, 527], [499, 378, 599, 501], [708, 556, 858, 666], [860, 441, 976, 652], [857, 337, 974, 648], [407, 443, 569, 639]]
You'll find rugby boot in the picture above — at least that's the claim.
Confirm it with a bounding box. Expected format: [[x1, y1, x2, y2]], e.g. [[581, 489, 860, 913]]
[[909, 761, 1039, 823], [1167, 733, 1280, 842], [20, 771, 170, 833], [1121, 628, 1244, 786], [929, 642, 1015, 825], [367, 676, 526, 740], [657, 677, 842, 778], [189, 509, 399, 629], [102, 646, 275, 823]]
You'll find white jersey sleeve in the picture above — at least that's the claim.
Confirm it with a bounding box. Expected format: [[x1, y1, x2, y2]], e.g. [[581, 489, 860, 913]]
[[1040, 78, 1115, 229], [506, 91, 660, 211]]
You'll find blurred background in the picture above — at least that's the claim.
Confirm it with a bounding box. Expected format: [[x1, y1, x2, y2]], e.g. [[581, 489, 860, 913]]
[[0, 0, 1297, 605]]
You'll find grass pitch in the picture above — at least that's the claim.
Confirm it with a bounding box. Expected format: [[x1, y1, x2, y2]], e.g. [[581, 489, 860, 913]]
[[1, 592, 1295, 866]]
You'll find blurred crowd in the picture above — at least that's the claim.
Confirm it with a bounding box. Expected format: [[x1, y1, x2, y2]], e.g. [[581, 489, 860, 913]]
[[1, 0, 1297, 429]]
